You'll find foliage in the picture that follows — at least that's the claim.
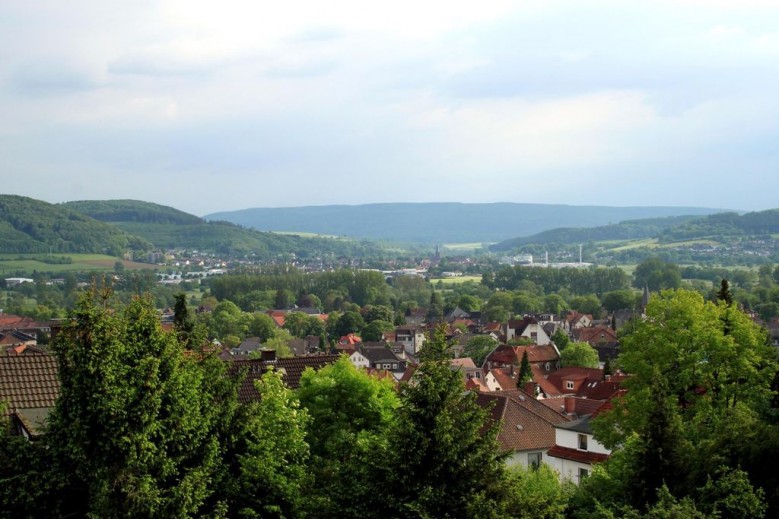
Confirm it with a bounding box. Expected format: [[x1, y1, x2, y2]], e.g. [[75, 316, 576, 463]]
[[560, 342, 600, 368], [0, 194, 151, 255], [632, 256, 681, 291], [464, 335, 498, 366], [601, 289, 638, 312], [210, 269, 393, 311], [297, 357, 399, 518], [518, 350, 532, 383], [45, 290, 225, 517], [552, 328, 570, 350], [361, 319, 394, 342], [485, 265, 630, 296], [382, 326, 508, 518], [230, 369, 311, 519], [501, 464, 574, 519], [591, 289, 777, 513]]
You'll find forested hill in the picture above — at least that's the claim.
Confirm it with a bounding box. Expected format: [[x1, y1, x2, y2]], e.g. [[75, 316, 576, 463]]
[[63, 199, 387, 259], [491, 208, 779, 252], [490, 215, 703, 251], [0, 195, 151, 254], [205, 203, 724, 243], [657, 209, 779, 242], [63, 199, 202, 225]]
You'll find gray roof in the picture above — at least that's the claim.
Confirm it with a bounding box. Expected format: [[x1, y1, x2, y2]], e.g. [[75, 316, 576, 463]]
[[555, 415, 594, 434]]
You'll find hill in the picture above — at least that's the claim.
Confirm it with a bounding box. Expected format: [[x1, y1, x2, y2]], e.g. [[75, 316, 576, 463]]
[[63, 199, 202, 225], [0, 195, 150, 255], [205, 203, 725, 243], [64, 199, 387, 259], [658, 210, 779, 242], [490, 215, 703, 251]]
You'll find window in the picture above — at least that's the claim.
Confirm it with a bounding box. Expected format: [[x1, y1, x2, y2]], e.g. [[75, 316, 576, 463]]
[[528, 452, 542, 470], [578, 434, 588, 451], [566, 381, 574, 390], [579, 468, 589, 481]]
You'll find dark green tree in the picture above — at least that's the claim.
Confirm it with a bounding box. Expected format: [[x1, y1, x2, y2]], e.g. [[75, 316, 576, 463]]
[[518, 350, 532, 383], [382, 325, 508, 517], [716, 278, 734, 306]]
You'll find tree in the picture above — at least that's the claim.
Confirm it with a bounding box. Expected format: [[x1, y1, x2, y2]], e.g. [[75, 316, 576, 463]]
[[633, 257, 681, 291], [716, 278, 733, 306], [382, 326, 508, 517], [297, 357, 399, 518], [261, 328, 294, 358], [362, 304, 394, 324], [560, 342, 600, 368], [247, 312, 277, 342], [502, 464, 574, 519], [518, 350, 532, 383], [45, 290, 225, 517], [602, 289, 638, 313], [229, 368, 311, 519], [552, 328, 570, 350], [592, 289, 777, 511], [334, 311, 365, 338], [569, 294, 602, 318], [361, 320, 394, 342], [463, 335, 498, 366], [283, 311, 310, 338]]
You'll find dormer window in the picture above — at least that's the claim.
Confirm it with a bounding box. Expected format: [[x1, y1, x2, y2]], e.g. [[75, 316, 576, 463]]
[[566, 381, 574, 390]]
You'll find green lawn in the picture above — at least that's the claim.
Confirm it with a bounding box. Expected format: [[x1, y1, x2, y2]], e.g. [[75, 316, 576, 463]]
[[0, 254, 157, 275], [432, 275, 483, 285], [442, 243, 489, 251]]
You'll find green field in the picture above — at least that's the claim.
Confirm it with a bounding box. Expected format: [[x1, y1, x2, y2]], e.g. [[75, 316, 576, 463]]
[[442, 243, 488, 251], [0, 254, 157, 275], [432, 275, 483, 285]]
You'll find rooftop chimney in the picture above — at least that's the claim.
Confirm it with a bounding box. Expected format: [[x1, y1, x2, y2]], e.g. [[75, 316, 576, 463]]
[[564, 396, 576, 416]]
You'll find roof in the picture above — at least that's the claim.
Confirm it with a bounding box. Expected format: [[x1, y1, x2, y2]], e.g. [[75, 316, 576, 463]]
[[226, 355, 340, 403], [13, 407, 51, 437], [450, 357, 477, 370], [487, 344, 560, 366], [489, 368, 517, 391], [573, 326, 618, 344], [546, 445, 609, 464], [476, 390, 569, 453], [0, 353, 60, 416], [555, 415, 595, 434], [355, 344, 400, 364]]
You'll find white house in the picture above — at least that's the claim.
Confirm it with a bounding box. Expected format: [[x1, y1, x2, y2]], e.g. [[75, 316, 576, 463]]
[[545, 415, 610, 485]]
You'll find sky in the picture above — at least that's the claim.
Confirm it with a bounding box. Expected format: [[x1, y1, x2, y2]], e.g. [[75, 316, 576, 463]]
[[1, 0, 778, 216]]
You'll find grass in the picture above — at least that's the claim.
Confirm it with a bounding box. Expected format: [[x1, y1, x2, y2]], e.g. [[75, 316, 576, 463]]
[[431, 275, 483, 285], [442, 243, 489, 251], [0, 254, 158, 275], [271, 231, 346, 239]]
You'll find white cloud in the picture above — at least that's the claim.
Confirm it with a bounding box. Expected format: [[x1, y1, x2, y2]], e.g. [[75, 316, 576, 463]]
[[1, 0, 778, 213]]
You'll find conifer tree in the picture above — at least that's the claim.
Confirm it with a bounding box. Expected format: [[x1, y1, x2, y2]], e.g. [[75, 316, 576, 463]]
[[383, 325, 507, 518], [518, 350, 532, 383]]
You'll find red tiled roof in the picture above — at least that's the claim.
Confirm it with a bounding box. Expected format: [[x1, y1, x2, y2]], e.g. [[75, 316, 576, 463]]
[[0, 353, 60, 416], [487, 344, 560, 366], [546, 445, 609, 464], [489, 368, 517, 391], [573, 326, 618, 344], [476, 390, 569, 453]]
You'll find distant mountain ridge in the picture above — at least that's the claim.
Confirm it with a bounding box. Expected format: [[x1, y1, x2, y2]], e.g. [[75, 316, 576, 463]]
[[205, 203, 728, 243], [62, 199, 385, 259]]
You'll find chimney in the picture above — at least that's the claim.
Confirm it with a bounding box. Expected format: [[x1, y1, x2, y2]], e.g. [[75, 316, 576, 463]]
[[523, 381, 535, 395], [564, 396, 576, 416], [260, 348, 277, 362]]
